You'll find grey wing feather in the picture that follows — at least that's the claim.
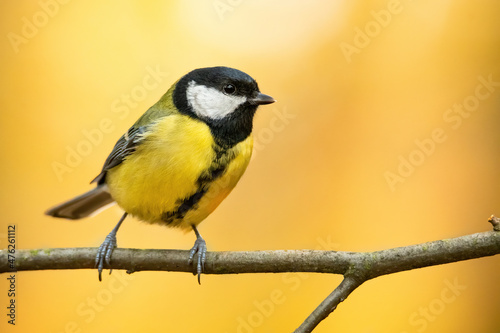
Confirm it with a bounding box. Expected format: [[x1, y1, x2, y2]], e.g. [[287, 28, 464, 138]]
[[91, 126, 147, 185]]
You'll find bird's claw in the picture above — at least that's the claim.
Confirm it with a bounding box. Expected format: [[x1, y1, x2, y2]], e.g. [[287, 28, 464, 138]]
[[188, 237, 207, 284], [95, 232, 117, 281]]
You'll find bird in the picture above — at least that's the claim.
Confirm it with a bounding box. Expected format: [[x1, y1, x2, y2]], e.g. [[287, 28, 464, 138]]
[[45, 66, 275, 282]]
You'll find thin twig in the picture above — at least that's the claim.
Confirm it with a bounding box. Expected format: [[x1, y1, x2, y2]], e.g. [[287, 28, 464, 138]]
[[1, 217, 499, 332], [294, 276, 363, 333], [1, 231, 498, 275], [291, 217, 500, 332]]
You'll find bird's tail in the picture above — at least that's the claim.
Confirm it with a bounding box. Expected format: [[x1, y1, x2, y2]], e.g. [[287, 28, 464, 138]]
[[45, 185, 115, 220]]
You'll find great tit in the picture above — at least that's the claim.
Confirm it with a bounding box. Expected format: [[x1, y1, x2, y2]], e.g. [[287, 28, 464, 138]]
[[46, 66, 275, 282]]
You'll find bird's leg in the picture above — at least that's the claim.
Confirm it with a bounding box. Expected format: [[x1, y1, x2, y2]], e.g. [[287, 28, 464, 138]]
[[95, 212, 128, 281], [188, 224, 207, 284]]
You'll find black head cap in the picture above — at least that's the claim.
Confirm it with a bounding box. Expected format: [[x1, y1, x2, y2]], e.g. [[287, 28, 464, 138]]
[[173, 66, 274, 148]]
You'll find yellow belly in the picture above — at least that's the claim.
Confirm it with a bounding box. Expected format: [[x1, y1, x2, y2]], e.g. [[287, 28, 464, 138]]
[[105, 114, 253, 229]]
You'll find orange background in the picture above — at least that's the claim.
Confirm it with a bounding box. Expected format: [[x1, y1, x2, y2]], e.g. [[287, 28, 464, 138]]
[[1, 1, 499, 332]]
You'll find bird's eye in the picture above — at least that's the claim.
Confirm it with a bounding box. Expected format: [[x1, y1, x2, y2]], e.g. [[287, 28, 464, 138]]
[[223, 84, 236, 95]]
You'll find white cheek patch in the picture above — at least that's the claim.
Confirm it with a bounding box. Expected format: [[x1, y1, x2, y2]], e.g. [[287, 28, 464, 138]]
[[186, 80, 247, 120]]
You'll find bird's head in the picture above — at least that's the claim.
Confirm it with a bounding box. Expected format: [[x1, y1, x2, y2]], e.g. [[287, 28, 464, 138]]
[[173, 66, 275, 147]]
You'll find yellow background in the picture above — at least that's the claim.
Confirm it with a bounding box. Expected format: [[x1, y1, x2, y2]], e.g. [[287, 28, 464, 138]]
[[1, 1, 499, 332]]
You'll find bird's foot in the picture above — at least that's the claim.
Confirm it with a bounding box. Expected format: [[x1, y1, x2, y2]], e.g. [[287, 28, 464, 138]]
[[95, 231, 118, 281], [188, 236, 207, 284]]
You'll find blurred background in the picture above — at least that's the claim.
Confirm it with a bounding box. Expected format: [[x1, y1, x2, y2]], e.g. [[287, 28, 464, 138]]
[[1, 1, 499, 332]]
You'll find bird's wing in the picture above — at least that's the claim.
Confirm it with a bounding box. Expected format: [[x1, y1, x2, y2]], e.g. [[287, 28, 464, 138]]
[[90, 90, 178, 185], [91, 125, 147, 185]]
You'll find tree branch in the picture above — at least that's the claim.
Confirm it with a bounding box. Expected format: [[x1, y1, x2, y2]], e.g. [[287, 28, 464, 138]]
[[2, 230, 498, 276], [1, 216, 499, 332], [293, 275, 362, 333]]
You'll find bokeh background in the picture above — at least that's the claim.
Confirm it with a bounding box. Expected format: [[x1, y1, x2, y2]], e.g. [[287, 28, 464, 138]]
[[1, 1, 499, 332]]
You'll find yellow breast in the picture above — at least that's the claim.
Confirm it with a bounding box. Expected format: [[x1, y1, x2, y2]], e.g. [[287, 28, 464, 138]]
[[105, 114, 253, 229]]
